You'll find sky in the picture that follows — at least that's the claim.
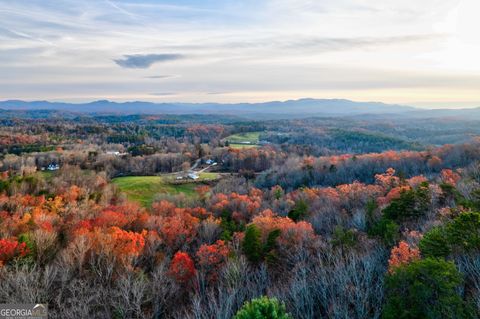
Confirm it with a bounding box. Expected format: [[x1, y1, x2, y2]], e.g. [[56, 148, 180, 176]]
[[1, 0, 480, 108]]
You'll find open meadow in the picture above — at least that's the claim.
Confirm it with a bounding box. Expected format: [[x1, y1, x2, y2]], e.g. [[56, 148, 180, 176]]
[[112, 172, 219, 206]]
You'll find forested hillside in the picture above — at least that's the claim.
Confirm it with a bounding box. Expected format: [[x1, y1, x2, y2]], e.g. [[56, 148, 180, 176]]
[[0, 114, 479, 318]]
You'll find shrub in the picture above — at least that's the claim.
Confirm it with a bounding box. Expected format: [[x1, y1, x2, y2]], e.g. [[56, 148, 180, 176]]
[[369, 217, 399, 246], [383, 183, 430, 222], [234, 296, 292, 319], [288, 199, 308, 222], [419, 226, 451, 258], [17, 233, 34, 254], [332, 226, 357, 249]]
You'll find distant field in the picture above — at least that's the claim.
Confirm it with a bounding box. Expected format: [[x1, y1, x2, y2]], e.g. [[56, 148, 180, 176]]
[[112, 173, 218, 207], [229, 144, 258, 149], [39, 171, 55, 180], [225, 131, 261, 149]]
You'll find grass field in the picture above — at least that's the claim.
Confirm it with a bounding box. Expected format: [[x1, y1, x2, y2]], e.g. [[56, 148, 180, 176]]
[[112, 173, 218, 207], [39, 171, 55, 180], [224, 131, 261, 149], [229, 144, 258, 149]]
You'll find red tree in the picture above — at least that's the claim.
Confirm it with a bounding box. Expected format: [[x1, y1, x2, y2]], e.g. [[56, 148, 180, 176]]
[[196, 240, 229, 280], [169, 251, 196, 284], [0, 238, 28, 267]]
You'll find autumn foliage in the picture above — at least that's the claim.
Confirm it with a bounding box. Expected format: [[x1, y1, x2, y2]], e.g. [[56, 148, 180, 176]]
[[1, 139, 480, 318], [169, 251, 196, 284], [252, 209, 315, 248], [0, 238, 28, 267], [196, 240, 229, 280], [388, 241, 420, 273]]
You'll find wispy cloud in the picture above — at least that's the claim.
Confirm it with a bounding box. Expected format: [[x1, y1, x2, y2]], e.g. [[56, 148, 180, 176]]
[[281, 34, 444, 52], [207, 91, 232, 95], [144, 75, 177, 79], [114, 54, 184, 69], [104, 0, 138, 18], [0, 26, 55, 46], [150, 92, 176, 96], [0, 0, 478, 107]]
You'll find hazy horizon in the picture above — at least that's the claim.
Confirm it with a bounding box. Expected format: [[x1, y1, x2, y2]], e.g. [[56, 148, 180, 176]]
[[1, 97, 479, 111], [1, 0, 480, 108]]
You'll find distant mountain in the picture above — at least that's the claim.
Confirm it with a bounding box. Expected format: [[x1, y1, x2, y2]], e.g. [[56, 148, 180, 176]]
[[2, 99, 480, 120], [0, 99, 416, 118]]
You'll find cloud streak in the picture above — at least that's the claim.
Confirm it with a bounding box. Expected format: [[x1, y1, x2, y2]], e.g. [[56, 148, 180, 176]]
[[150, 92, 177, 96], [283, 34, 443, 51], [144, 75, 177, 79], [114, 54, 184, 69]]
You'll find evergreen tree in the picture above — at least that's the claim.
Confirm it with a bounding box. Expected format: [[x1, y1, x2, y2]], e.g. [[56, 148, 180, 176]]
[[234, 296, 292, 319], [243, 224, 262, 263], [383, 258, 471, 319]]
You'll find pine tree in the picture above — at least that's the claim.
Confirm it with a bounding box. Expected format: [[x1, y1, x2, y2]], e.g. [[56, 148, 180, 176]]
[[243, 224, 262, 263]]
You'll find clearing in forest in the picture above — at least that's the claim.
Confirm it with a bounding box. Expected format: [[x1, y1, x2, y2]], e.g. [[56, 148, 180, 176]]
[[224, 131, 261, 149], [112, 173, 218, 207]]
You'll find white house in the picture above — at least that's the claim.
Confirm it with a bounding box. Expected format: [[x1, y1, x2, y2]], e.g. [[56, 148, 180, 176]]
[[187, 173, 199, 180], [47, 164, 60, 171]]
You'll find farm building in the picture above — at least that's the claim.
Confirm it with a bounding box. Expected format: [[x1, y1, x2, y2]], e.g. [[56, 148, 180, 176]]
[[187, 173, 199, 180]]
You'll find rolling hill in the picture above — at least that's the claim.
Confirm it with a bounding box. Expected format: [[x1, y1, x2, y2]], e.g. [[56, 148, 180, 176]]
[[0, 98, 415, 117], [1, 98, 480, 120]]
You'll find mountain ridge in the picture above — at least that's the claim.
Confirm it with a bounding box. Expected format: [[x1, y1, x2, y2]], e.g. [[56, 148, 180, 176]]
[[2, 98, 480, 120], [0, 98, 416, 116]]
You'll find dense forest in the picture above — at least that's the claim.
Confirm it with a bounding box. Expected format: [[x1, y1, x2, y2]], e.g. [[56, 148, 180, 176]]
[[0, 111, 480, 318]]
